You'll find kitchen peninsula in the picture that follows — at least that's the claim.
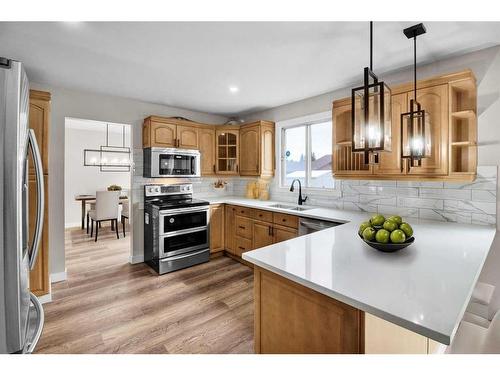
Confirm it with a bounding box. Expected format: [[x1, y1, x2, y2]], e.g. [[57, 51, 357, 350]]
[[224, 200, 500, 354]]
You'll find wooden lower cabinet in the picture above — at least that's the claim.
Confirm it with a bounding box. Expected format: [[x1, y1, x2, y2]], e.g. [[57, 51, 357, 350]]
[[224, 205, 237, 255], [209, 204, 224, 253], [253, 221, 274, 249], [274, 225, 297, 243], [254, 266, 364, 353]]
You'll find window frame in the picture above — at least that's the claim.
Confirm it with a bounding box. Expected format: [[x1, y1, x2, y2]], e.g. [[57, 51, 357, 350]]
[[276, 111, 338, 192]]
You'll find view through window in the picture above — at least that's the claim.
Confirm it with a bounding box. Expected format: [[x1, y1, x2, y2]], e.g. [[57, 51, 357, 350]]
[[281, 120, 334, 189]]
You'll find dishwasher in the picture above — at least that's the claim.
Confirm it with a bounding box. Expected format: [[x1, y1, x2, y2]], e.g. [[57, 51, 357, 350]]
[[298, 217, 343, 236]]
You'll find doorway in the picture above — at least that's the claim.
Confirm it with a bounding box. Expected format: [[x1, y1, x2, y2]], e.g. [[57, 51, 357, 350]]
[[63, 117, 133, 275]]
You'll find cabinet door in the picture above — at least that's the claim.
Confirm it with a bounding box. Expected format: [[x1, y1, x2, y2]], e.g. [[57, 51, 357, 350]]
[[177, 125, 199, 149], [199, 127, 216, 175], [407, 84, 449, 176], [151, 121, 177, 148], [28, 93, 50, 174], [374, 93, 407, 175], [216, 130, 239, 175], [28, 174, 50, 297], [253, 221, 274, 249], [209, 204, 224, 253], [261, 123, 275, 177], [332, 103, 372, 176], [240, 124, 260, 176], [224, 205, 236, 254], [274, 225, 297, 244]]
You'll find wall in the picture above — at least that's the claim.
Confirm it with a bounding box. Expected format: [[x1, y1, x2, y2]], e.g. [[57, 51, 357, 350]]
[[29, 82, 227, 276], [243, 45, 500, 228], [64, 120, 131, 227]]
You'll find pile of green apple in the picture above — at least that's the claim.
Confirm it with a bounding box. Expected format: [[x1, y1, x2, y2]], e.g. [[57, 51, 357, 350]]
[[359, 214, 413, 244]]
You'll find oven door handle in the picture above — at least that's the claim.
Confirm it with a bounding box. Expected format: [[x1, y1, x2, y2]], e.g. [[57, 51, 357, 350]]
[[160, 248, 208, 262], [162, 226, 208, 238], [160, 206, 209, 215]]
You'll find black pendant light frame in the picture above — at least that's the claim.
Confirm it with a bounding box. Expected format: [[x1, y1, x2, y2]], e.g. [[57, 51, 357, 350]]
[[351, 21, 391, 165], [400, 23, 428, 168]]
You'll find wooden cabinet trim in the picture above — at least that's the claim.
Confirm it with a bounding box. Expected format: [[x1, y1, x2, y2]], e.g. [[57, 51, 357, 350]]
[[273, 212, 299, 229]]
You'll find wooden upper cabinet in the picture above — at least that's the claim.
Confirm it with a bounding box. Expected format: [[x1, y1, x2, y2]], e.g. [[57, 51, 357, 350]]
[[407, 84, 449, 176], [239, 121, 275, 177], [177, 125, 199, 149], [240, 124, 260, 175], [332, 103, 372, 176], [28, 90, 50, 174], [332, 69, 476, 181], [374, 93, 408, 176], [144, 119, 177, 148], [199, 127, 216, 175], [216, 129, 239, 175]]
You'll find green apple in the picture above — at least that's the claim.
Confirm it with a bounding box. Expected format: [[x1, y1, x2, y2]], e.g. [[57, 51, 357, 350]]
[[388, 215, 403, 225], [399, 222, 414, 237], [362, 227, 376, 241], [382, 220, 398, 232], [375, 229, 390, 244], [358, 221, 372, 236], [370, 214, 386, 227], [390, 229, 406, 244]]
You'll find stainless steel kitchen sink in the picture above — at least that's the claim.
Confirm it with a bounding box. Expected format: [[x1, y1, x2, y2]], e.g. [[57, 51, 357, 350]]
[[269, 203, 313, 211]]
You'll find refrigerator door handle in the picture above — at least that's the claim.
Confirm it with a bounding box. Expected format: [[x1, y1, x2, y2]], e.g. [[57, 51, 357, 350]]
[[28, 129, 44, 270], [23, 292, 45, 354]]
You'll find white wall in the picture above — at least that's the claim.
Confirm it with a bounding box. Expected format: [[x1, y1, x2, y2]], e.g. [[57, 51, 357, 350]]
[[64, 120, 131, 227], [29, 82, 228, 277]]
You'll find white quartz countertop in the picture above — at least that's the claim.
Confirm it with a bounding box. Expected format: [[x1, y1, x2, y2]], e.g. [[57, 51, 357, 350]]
[[201, 196, 497, 345]]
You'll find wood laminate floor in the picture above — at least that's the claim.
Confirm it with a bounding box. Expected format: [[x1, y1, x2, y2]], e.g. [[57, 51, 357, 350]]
[[35, 225, 254, 354]]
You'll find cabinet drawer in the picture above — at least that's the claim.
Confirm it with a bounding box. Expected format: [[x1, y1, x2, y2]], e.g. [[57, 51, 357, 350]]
[[254, 209, 273, 222], [235, 215, 253, 239], [235, 206, 254, 218], [235, 236, 253, 257], [273, 212, 299, 229]]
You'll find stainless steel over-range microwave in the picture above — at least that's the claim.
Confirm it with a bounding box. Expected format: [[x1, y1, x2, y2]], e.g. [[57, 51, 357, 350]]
[[143, 147, 201, 178]]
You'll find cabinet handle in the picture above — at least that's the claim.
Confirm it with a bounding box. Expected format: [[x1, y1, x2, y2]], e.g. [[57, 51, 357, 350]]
[[238, 226, 245, 229], [236, 165, 239, 173], [213, 165, 216, 173], [238, 246, 245, 250], [271, 226, 274, 236], [282, 218, 286, 222], [268, 226, 271, 236], [256, 164, 259, 171]]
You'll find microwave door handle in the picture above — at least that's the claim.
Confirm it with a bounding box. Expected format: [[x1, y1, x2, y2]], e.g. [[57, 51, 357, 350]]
[[28, 129, 45, 270]]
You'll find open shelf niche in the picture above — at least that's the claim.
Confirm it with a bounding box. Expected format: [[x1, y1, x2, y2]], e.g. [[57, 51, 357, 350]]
[[449, 78, 477, 178]]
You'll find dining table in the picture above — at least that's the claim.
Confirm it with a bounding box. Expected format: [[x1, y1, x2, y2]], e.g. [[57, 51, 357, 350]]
[[75, 194, 128, 229]]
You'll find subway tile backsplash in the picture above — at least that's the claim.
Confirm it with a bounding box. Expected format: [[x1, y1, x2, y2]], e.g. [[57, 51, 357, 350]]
[[132, 148, 496, 227]]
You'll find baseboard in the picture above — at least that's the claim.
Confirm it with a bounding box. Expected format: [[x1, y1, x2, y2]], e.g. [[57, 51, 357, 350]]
[[37, 293, 52, 304], [65, 222, 81, 229], [50, 270, 67, 283], [129, 254, 144, 264]]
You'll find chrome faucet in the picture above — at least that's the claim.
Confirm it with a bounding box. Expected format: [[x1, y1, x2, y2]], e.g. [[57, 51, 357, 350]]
[[289, 179, 308, 206]]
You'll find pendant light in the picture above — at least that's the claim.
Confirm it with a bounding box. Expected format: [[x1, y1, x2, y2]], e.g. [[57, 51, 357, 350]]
[[351, 21, 392, 165], [401, 23, 431, 168]]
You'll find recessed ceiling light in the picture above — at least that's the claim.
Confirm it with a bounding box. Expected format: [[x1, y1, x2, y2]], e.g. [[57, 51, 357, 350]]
[[229, 86, 239, 93]]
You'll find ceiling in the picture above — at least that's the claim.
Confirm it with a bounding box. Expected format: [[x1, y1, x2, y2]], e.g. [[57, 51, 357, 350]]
[[1, 22, 500, 116]]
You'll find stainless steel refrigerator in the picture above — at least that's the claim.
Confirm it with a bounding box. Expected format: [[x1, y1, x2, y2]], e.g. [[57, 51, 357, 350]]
[[1, 57, 45, 354]]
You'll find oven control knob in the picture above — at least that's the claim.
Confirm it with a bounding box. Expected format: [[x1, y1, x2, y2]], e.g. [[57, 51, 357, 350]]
[[169, 218, 175, 223]]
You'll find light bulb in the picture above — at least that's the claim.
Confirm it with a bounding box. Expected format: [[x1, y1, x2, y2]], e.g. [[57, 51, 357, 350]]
[[411, 137, 424, 156]]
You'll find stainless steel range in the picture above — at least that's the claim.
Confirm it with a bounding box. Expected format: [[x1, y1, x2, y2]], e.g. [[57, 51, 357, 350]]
[[143, 183, 210, 275]]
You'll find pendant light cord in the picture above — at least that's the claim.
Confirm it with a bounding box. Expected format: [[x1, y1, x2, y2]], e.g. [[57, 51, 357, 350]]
[[370, 21, 373, 71], [414, 33, 417, 101]]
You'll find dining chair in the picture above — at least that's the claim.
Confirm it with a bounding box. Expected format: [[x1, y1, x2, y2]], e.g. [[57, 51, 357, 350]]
[[121, 200, 129, 237], [88, 191, 120, 242]]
